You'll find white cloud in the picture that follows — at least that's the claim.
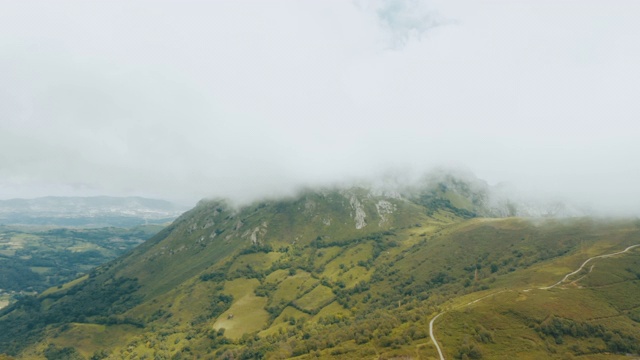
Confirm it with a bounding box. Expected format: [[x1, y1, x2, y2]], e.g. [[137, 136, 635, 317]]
[[0, 1, 639, 214]]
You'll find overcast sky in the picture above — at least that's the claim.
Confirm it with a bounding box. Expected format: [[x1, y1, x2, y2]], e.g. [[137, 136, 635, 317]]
[[1, 1, 639, 213]]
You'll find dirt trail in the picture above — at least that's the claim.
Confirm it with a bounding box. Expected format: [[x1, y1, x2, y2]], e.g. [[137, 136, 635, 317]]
[[427, 244, 640, 360], [428, 290, 508, 360], [539, 244, 640, 290], [429, 312, 445, 360]]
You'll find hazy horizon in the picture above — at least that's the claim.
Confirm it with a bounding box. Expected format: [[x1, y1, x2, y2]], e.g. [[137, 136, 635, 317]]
[[1, 1, 639, 215]]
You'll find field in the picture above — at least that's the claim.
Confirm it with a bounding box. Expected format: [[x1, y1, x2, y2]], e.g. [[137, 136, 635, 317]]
[[0, 225, 162, 305]]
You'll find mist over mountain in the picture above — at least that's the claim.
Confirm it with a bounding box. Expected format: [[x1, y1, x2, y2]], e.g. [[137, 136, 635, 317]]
[[211, 169, 592, 220], [1, 1, 639, 216]]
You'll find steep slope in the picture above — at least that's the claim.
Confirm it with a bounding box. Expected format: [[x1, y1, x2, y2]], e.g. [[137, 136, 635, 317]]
[[1, 182, 639, 359], [0, 187, 437, 357], [101, 188, 428, 300]]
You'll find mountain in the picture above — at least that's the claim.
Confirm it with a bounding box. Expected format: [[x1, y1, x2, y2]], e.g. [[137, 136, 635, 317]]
[[0, 196, 188, 227], [408, 169, 587, 218], [0, 175, 638, 359]]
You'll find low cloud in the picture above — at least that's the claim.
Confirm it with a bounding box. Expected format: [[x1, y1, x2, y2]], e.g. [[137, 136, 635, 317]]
[[0, 1, 639, 215]]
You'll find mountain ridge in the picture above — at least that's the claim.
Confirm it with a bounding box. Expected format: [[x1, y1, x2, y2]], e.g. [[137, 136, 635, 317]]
[[1, 173, 638, 359]]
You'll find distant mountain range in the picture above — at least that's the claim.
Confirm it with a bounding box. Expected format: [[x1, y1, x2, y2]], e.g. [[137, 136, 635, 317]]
[[0, 196, 189, 227]]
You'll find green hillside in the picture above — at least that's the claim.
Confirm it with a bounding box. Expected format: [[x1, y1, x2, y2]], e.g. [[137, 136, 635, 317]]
[[0, 184, 639, 359]]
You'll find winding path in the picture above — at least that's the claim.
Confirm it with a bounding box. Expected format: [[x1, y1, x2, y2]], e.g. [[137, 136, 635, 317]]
[[427, 243, 640, 360], [429, 312, 445, 360], [428, 290, 508, 360], [538, 244, 640, 290]]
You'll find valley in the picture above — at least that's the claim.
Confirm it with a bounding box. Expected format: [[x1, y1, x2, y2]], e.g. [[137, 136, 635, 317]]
[[0, 197, 186, 309], [0, 225, 164, 309]]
